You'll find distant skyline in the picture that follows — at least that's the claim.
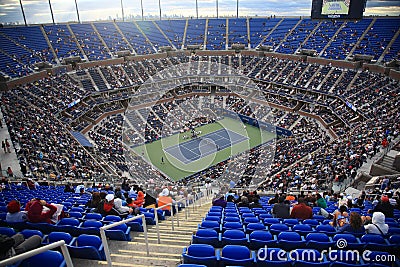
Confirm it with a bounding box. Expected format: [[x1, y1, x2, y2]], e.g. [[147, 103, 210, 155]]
[[0, 0, 399, 25]]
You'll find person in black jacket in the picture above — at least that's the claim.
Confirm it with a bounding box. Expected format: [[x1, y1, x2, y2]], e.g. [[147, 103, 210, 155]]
[[371, 195, 394, 218], [272, 196, 290, 219]]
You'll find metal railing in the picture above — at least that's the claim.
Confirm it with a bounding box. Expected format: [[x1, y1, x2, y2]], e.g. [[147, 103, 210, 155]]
[[100, 214, 148, 267], [154, 202, 174, 244], [0, 240, 73, 267]]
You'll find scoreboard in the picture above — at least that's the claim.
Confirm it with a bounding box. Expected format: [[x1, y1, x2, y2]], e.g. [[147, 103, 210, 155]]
[[311, 0, 366, 19]]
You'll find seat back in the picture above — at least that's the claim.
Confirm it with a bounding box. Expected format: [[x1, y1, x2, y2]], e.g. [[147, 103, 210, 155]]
[[20, 229, 44, 239], [278, 231, 301, 241], [187, 244, 215, 257], [221, 245, 251, 260], [58, 218, 80, 226], [306, 233, 330, 242], [195, 229, 218, 238], [223, 229, 246, 239], [333, 234, 357, 243], [84, 213, 102, 221], [0, 226, 16, 236], [250, 230, 273, 241], [361, 234, 385, 244], [48, 232, 73, 244], [20, 250, 65, 267], [76, 234, 102, 248], [82, 220, 103, 228]]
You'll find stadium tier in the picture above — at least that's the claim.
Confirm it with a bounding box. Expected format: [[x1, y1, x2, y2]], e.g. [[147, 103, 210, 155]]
[[0, 17, 399, 77], [0, 13, 400, 267]]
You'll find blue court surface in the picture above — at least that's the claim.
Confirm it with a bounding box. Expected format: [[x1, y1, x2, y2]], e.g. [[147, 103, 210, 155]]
[[163, 128, 248, 164]]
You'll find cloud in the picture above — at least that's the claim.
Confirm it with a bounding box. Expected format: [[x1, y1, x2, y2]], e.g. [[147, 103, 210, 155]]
[[0, 0, 398, 24]]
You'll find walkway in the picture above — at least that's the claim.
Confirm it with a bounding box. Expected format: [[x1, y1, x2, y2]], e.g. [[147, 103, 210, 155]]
[[0, 108, 23, 178]]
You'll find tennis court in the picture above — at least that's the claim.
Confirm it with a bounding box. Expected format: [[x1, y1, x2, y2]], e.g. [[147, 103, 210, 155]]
[[163, 128, 248, 164], [131, 117, 275, 181]]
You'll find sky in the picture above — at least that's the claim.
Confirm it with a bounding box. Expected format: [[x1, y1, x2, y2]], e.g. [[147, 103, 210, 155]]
[[0, 0, 399, 25]]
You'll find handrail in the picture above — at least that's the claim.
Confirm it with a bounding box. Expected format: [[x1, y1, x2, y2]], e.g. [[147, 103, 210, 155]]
[[174, 197, 188, 225], [0, 240, 73, 267], [100, 214, 148, 267], [154, 203, 174, 244]]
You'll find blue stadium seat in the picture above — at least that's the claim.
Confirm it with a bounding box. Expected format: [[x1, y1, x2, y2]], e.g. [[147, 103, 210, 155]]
[[278, 231, 306, 251], [243, 217, 260, 226], [291, 249, 330, 267], [221, 222, 244, 232], [293, 224, 313, 236], [219, 245, 255, 267], [249, 230, 278, 250], [192, 229, 220, 247], [83, 213, 103, 221], [305, 233, 334, 251], [333, 234, 364, 250], [269, 224, 289, 236], [182, 244, 218, 267], [0, 226, 16, 236], [199, 220, 220, 232], [328, 250, 369, 267], [68, 234, 105, 260], [246, 222, 266, 234], [43, 232, 74, 245], [256, 247, 292, 267], [264, 218, 281, 226], [303, 219, 320, 227], [20, 229, 44, 239], [221, 229, 248, 247], [203, 216, 221, 223], [283, 219, 299, 227], [315, 224, 337, 236], [223, 217, 241, 223], [20, 250, 65, 267], [105, 223, 131, 241]]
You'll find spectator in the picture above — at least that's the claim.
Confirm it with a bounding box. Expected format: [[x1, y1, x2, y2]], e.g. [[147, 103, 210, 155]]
[[212, 195, 227, 208], [97, 194, 117, 217], [316, 193, 327, 208], [0, 233, 41, 260], [64, 183, 74, 193], [290, 197, 313, 220], [25, 199, 58, 224], [338, 212, 365, 234], [6, 167, 13, 178], [272, 196, 290, 219], [371, 195, 394, 218], [268, 194, 280, 204], [6, 200, 27, 223], [364, 212, 389, 235], [86, 192, 102, 210], [249, 197, 263, 209], [237, 196, 250, 208], [113, 198, 133, 216], [330, 205, 349, 228]]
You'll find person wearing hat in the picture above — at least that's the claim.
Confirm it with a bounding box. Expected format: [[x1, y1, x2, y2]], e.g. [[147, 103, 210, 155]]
[[370, 195, 394, 218], [6, 200, 27, 223], [97, 194, 117, 216], [364, 212, 389, 235]]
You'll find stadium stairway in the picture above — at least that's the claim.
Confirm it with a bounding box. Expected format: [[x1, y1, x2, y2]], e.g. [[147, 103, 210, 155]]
[[73, 199, 212, 266]]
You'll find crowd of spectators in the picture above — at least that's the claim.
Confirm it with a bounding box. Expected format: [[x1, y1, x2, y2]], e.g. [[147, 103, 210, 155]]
[[0, 54, 399, 196]]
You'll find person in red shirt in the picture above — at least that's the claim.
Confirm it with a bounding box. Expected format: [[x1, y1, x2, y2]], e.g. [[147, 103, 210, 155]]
[[290, 198, 313, 220], [25, 199, 57, 224]]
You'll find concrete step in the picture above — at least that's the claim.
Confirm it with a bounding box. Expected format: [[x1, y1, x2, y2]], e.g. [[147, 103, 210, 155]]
[[109, 241, 185, 254], [110, 253, 181, 267], [133, 236, 192, 244]]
